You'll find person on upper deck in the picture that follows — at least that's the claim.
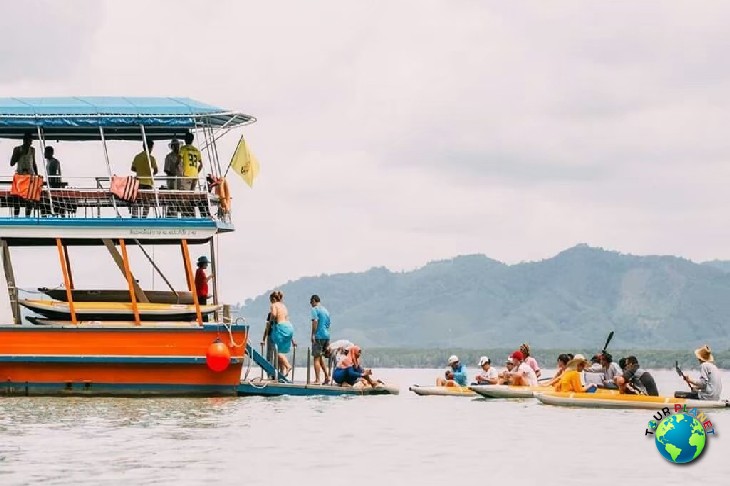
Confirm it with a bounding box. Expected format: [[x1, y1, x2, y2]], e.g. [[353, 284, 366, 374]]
[[44, 146, 63, 189], [269, 290, 295, 377], [195, 255, 213, 322], [9, 132, 38, 217], [437, 355, 467, 387], [682, 345, 723, 401], [131, 139, 158, 189], [10, 132, 37, 176], [164, 138, 182, 190], [179, 132, 203, 191]]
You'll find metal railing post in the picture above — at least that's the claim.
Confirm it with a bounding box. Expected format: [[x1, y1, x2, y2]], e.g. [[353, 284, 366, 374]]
[[291, 345, 296, 383], [139, 125, 161, 217], [306, 347, 311, 385]]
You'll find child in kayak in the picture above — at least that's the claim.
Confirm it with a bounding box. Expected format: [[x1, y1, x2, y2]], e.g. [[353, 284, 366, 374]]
[[437, 355, 467, 387]]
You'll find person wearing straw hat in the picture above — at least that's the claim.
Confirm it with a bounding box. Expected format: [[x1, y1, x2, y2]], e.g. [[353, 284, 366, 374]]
[[474, 356, 499, 385], [682, 345, 723, 401], [553, 354, 599, 393], [437, 355, 467, 387]]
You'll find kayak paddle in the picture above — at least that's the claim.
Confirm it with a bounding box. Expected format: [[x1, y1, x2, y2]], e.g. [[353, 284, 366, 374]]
[[676, 360, 692, 390], [601, 331, 614, 354]]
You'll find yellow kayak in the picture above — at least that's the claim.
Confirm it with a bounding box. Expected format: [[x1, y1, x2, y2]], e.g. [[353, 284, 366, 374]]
[[536, 391, 730, 409], [408, 385, 475, 397], [20, 299, 219, 321]]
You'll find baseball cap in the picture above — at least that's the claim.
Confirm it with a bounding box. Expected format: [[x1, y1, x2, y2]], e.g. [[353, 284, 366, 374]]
[[447, 355, 459, 365], [478, 356, 491, 366]]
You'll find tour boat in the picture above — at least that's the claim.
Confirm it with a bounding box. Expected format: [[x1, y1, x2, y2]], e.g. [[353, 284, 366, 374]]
[[0, 96, 252, 396]]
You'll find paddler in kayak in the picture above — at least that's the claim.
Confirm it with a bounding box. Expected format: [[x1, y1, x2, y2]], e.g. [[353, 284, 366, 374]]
[[614, 356, 659, 396], [502, 350, 538, 386], [474, 356, 499, 385], [682, 345, 723, 401], [599, 352, 621, 388], [437, 355, 467, 387], [553, 354, 599, 393], [544, 353, 572, 387]]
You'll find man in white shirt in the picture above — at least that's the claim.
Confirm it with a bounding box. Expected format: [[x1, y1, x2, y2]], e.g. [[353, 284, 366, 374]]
[[474, 356, 499, 384]]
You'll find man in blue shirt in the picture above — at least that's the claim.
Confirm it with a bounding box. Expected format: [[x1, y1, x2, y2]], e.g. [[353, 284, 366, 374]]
[[310, 294, 331, 384]]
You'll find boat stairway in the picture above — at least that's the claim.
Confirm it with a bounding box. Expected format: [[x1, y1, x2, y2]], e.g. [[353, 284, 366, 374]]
[[245, 343, 289, 383]]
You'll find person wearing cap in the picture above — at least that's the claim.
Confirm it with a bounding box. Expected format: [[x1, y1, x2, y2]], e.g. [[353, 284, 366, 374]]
[[504, 350, 538, 387], [498, 357, 517, 384], [519, 343, 541, 378], [682, 345, 722, 401], [436, 355, 467, 387], [614, 356, 659, 396], [474, 356, 499, 385], [194, 255, 213, 321], [310, 294, 331, 385], [554, 354, 599, 393]]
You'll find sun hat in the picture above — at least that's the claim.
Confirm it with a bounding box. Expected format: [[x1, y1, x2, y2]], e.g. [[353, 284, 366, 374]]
[[566, 353, 588, 370], [478, 356, 491, 367], [694, 345, 714, 363], [448, 355, 459, 365], [197, 255, 210, 265], [510, 350, 524, 362]]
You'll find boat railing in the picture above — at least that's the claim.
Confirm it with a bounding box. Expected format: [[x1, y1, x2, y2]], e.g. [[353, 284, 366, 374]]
[[0, 175, 230, 222]]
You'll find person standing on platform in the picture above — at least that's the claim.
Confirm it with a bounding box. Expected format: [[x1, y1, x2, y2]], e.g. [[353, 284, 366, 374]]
[[310, 294, 331, 384], [195, 255, 213, 322]]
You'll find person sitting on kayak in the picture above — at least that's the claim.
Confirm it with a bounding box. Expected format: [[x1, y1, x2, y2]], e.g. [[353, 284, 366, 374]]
[[682, 345, 722, 401], [519, 343, 541, 378], [437, 355, 467, 387], [474, 356, 499, 385], [543, 353, 573, 387], [333, 345, 377, 387], [599, 352, 621, 388], [587, 354, 603, 372], [615, 356, 659, 396], [498, 357, 517, 384], [503, 350, 538, 386], [553, 354, 599, 393]]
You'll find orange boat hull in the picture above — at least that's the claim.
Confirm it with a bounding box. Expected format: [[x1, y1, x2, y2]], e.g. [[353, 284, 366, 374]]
[[0, 324, 247, 397]]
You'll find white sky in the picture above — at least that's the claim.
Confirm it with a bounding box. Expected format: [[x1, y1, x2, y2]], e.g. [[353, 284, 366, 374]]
[[3, 0, 730, 303]]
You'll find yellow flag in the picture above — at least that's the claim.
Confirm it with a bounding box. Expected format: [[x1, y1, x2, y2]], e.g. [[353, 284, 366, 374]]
[[229, 135, 260, 188]]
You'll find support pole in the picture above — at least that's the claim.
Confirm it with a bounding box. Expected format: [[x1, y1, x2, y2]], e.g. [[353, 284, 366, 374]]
[[181, 240, 203, 325], [0, 239, 20, 324], [102, 239, 149, 303], [119, 239, 140, 325], [56, 238, 77, 324], [62, 243, 74, 290], [99, 127, 120, 216], [140, 125, 161, 217]]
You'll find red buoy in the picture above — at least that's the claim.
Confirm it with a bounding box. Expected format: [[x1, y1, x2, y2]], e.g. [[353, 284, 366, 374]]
[[206, 338, 231, 372]]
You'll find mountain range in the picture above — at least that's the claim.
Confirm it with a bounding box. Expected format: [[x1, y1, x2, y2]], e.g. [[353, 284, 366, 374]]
[[233, 244, 730, 350]]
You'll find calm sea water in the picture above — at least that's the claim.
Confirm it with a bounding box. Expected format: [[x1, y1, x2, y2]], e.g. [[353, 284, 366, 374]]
[[0, 369, 728, 486]]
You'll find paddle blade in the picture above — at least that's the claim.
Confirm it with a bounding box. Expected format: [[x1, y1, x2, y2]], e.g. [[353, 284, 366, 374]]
[[601, 331, 614, 353], [674, 360, 683, 377]]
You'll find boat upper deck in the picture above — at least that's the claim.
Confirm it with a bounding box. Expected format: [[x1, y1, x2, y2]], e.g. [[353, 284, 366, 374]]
[[0, 97, 254, 245]]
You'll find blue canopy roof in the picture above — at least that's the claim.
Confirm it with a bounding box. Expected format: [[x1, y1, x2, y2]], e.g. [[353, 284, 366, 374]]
[[0, 97, 255, 140]]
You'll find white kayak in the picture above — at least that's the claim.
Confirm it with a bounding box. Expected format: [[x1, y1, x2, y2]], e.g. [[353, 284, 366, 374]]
[[469, 384, 547, 399], [536, 391, 730, 410], [408, 385, 475, 397]]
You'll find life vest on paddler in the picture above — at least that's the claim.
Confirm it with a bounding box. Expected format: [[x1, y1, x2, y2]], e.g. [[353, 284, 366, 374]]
[[110, 175, 139, 202], [10, 174, 44, 201]]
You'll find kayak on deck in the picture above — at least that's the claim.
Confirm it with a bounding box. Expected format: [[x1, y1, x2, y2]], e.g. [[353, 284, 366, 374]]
[[469, 384, 549, 399], [408, 385, 475, 397], [536, 391, 730, 409]]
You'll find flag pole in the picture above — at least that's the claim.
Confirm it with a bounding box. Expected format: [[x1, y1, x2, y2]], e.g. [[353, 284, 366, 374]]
[[223, 134, 245, 179]]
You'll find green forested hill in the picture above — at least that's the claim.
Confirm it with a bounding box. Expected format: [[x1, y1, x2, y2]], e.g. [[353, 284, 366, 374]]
[[233, 245, 730, 350]]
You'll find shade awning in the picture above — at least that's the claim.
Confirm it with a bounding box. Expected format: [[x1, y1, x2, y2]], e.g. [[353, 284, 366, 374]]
[[0, 97, 255, 140]]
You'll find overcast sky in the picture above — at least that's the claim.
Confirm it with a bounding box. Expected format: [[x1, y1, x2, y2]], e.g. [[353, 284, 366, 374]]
[[3, 0, 730, 302]]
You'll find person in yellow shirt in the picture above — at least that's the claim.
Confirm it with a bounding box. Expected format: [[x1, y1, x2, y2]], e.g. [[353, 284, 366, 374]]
[[179, 132, 203, 190], [554, 354, 599, 393], [130, 139, 158, 217]]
